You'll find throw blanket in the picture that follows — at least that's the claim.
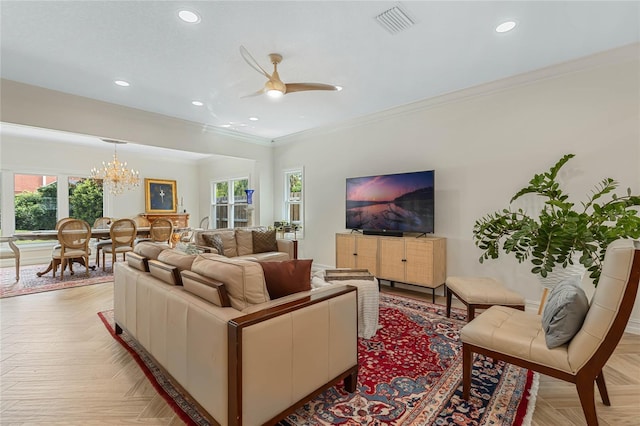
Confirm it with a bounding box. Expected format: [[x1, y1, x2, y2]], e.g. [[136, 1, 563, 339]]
[[312, 272, 380, 339]]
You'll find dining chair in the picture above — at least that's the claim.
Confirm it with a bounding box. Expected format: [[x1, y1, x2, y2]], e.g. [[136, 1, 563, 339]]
[[102, 218, 137, 271], [52, 219, 92, 280], [0, 236, 20, 281], [199, 216, 209, 230], [93, 217, 112, 267], [148, 218, 174, 246]]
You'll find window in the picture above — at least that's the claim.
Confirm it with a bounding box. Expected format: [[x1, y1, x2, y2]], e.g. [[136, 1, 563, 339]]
[[14, 174, 58, 232], [211, 177, 249, 229], [68, 176, 104, 226], [284, 169, 303, 236], [10, 173, 104, 243]]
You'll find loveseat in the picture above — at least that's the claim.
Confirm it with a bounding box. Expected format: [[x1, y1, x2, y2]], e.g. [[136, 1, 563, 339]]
[[113, 243, 358, 426], [192, 226, 296, 261]]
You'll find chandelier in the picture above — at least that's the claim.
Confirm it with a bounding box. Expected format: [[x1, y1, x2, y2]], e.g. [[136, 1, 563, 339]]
[[90, 139, 140, 195]]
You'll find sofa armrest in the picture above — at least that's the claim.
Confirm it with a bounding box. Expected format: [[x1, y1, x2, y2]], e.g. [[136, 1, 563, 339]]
[[227, 285, 358, 425], [276, 238, 296, 259]]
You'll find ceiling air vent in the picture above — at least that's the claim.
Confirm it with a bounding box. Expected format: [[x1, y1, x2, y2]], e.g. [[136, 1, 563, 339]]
[[375, 5, 415, 34]]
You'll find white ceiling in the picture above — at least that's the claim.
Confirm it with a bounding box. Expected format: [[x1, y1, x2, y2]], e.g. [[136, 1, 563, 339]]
[[1, 1, 639, 141]]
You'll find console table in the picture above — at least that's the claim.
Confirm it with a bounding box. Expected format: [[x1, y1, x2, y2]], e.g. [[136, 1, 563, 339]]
[[141, 213, 189, 227]]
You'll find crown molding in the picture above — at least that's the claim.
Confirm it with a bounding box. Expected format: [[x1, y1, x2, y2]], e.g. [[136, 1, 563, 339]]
[[273, 43, 639, 145]]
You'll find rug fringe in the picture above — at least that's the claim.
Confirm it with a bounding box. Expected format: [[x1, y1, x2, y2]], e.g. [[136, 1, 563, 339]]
[[521, 372, 540, 426]]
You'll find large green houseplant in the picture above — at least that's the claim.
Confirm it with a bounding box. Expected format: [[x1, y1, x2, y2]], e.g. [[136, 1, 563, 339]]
[[473, 154, 640, 286]]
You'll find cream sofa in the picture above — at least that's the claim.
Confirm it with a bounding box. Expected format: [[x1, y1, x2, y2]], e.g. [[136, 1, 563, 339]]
[[113, 244, 358, 426], [192, 226, 295, 261]]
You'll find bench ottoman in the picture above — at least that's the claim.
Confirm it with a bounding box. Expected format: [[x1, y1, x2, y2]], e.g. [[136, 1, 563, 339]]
[[446, 276, 525, 321]]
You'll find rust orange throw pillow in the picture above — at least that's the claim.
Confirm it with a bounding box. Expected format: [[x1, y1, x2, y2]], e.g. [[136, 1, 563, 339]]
[[259, 259, 312, 299]]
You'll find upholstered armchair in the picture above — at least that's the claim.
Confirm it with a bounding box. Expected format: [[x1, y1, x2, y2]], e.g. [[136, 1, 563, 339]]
[[461, 239, 640, 426]]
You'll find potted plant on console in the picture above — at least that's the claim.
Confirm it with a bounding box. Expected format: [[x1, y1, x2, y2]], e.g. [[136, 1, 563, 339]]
[[473, 154, 640, 288]]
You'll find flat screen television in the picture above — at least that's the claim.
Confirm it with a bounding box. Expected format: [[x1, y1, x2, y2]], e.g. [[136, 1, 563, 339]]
[[346, 170, 434, 235]]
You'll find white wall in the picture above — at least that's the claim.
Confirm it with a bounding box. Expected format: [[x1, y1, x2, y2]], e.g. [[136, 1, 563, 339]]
[[1, 133, 199, 224], [273, 47, 640, 330], [0, 79, 275, 221]]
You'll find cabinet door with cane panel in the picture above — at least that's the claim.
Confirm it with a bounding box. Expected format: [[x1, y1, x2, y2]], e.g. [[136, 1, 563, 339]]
[[335, 234, 378, 276]]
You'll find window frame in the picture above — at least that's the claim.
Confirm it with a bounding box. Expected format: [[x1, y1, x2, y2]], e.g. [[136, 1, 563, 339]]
[[283, 167, 304, 239], [210, 176, 250, 229], [3, 170, 105, 245]]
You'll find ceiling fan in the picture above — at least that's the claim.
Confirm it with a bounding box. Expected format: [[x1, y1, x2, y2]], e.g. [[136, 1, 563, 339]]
[[240, 46, 341, 98]]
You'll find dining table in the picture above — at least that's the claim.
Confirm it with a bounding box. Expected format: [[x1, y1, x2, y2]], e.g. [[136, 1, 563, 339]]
[[12, 226, 189, 277]]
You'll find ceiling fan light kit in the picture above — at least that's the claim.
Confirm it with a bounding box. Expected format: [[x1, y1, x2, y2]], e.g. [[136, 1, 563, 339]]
[[240, 46, 340, 99]]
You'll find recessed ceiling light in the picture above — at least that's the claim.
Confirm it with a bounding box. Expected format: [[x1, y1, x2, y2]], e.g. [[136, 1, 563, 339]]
[[178, 10, 200, 23], [495, 21, 517, 33], [114, 80, 130, 87], [335, 86, 343, 91], [248, 116, 259, 121], [220, 124, 231, 128], [191, 100, 204, 106]]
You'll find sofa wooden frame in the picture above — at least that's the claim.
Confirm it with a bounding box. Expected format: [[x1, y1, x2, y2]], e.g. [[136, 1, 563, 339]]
[[227, 285, 358, 426], [115, 284, 358, 426]]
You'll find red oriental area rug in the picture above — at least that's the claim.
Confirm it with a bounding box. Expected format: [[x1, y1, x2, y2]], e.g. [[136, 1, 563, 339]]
[[1, 262, 114, 298], [99, 293, 538, 426]]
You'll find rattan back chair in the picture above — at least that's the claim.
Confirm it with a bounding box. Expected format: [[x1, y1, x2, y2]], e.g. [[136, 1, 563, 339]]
[[149, 218, 174, 245], [93, 217, 112, 229], [102, 218, 137, 271], [53, 219, 92, 280]]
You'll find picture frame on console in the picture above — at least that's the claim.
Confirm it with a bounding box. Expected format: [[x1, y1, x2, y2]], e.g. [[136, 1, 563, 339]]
[[145, 178, 177, 213]]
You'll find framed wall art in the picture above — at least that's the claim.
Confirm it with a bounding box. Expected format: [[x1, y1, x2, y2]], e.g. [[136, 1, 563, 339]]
[[145, 178, 177, 213]]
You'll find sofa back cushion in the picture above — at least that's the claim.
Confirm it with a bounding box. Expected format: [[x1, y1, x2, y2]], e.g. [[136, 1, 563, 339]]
[[191, 254, 270, 310], [133, 241, 166, 260], [235, 228, 254, 256], [200, 230, 237, 257], [258, 259, 312, 299], [158, 249, 197, 271]]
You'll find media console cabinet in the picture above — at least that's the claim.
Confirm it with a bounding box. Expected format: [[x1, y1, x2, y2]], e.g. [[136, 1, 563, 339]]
[[335, 233, 446, 302]]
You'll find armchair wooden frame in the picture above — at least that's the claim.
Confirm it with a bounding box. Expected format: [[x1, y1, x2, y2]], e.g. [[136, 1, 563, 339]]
[[462, 243, 640, 426]]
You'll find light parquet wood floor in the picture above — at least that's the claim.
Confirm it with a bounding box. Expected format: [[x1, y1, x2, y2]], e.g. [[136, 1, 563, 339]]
[[1, 282, 638, 425]]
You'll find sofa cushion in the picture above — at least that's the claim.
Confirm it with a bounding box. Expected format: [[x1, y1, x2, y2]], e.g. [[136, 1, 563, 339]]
[[258, 259, 312, 299], [212, 230, 237, 257], [158, 249, 197, 271], [134, 241, 166, 260], [191, 254, 270, 310], [253, 229, 278, 253], [235, 228, 254, 256], [542, 276, 590, 349]]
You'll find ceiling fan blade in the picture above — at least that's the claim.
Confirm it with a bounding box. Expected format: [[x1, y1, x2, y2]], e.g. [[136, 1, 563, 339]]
[[285, 83, 340, 93], [240, 88, 266, 98], [239, 46, 272, 79]]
